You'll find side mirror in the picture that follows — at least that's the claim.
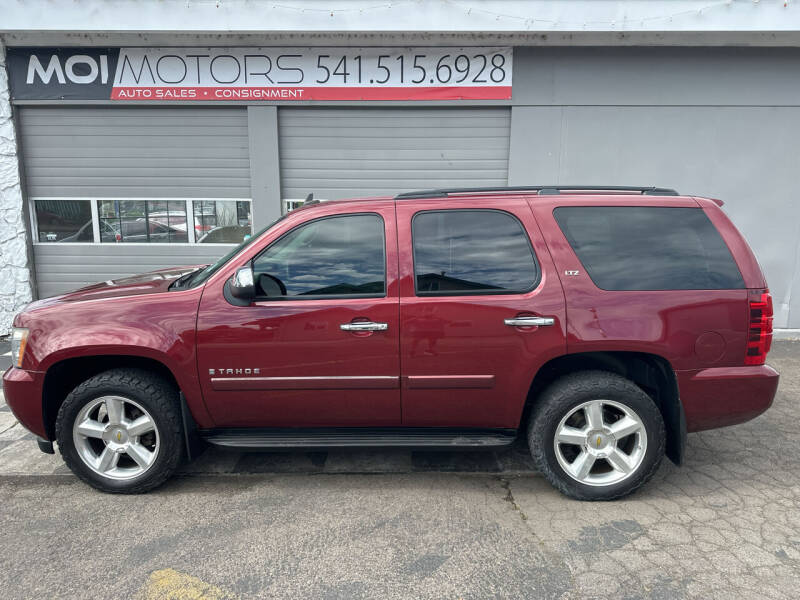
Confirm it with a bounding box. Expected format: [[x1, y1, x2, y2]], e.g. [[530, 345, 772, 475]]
[[230, 265, 255, 301]]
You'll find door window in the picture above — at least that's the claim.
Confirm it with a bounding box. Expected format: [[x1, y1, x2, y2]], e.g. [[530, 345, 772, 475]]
[[253, 213, 385, 298], [412, 209, 540, 295]]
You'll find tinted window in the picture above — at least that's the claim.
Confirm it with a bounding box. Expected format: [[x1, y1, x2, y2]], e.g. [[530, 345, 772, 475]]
[[553, 206, 744, 291], [412, 210, 539, 295], [253, 214, 385, 298], [34, 200, 92, 243]]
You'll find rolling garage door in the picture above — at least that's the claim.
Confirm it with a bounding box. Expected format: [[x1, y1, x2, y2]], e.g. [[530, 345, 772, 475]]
[[18, 107, 251, 297], [278, 108, 511, 202]]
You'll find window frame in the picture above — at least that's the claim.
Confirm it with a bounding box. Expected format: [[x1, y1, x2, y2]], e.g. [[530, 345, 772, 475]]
[[251, 211, 388, 302], [29, 197, 253, 246], [411, 208, 541, 298]]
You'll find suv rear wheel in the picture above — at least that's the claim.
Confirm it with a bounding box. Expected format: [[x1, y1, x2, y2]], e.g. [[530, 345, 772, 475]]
[[528, 370, 665, 500], [55, 368, 184, 494]]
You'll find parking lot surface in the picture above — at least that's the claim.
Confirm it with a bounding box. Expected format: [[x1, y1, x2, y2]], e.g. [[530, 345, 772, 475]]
[[0, 342, 798, 599]]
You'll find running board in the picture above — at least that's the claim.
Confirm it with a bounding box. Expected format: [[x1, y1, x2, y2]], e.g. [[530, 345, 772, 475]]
[[200, 428, 517, 450]]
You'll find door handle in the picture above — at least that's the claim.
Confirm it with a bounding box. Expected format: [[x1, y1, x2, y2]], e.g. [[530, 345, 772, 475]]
[[504, 316, 555, 327], [340, 321, 389, 332]]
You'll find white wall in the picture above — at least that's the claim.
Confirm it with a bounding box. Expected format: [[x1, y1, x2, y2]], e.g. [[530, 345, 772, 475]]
[[0, 43, 33, 335], [1, 0, 798, 37]]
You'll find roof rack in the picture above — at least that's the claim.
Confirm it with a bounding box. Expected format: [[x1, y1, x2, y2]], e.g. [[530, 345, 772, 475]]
[[394, 186, 680, 200]]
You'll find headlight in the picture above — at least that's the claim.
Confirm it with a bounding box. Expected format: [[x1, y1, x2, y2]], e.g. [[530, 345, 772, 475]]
[[11, 327, 29, 368]]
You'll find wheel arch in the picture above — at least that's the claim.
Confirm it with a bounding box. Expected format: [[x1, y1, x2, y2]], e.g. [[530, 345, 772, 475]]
[[523, 351, 686, 465], [42, 355, 181, 440]]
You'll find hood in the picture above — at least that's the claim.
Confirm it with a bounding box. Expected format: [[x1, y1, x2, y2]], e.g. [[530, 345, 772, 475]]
[[28, 265, 206, 308]]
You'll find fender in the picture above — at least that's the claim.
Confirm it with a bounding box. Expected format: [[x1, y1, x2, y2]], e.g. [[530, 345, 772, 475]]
[[13, 285, 214, 428]]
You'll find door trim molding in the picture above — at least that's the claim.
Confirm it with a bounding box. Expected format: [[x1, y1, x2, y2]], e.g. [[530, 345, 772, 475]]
[[210, 375, 400, 391], [405, 375, 495, 389]]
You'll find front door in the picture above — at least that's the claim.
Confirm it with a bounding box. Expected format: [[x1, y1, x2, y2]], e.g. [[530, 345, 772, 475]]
[[196, 203, 400, 427], [396, 196, 567, 429]]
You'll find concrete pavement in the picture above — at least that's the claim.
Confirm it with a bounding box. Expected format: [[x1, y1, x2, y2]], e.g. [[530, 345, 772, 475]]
[[0, 342, 798, 599]]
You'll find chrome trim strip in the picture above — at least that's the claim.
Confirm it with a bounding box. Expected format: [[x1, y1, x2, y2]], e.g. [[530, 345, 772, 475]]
[[405, 375, 495, 389], [504, 316, 555, 327], [340, 321, 389, 331], [210, 375, 400, 391]]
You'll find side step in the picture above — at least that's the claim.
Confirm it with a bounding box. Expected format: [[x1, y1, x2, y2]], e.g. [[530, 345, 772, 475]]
[[200, 427, 517, 450]]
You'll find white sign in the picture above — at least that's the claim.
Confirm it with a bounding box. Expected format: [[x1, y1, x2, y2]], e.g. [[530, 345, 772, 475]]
[[110, 47, 512, 101]]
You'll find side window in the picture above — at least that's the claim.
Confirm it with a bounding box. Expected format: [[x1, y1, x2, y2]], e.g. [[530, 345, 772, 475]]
[[253, 213, 386, 298], [553, 206, 745, 290], [412, 210, 539, 295]]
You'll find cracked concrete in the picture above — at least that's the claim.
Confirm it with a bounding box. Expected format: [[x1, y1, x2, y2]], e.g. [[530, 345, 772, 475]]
[[0, 341, 798, 598], [502, 341, 800, 600]]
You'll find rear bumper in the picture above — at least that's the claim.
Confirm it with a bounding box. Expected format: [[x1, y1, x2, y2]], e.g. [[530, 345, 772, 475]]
[[677, 364, 779, 432], [2, 368, 47, 439]]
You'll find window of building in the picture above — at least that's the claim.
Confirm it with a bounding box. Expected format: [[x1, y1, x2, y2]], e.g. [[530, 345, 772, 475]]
[[33, 200, 93, 243], [99, 200, 188, 244], [553, 206, 745, 290], [253, 213, 385, 298], [283, 198, 327, 214], [412, 210, 540, 295], [31, 198, 252, 245], [283, 199, 306, 213], [193, 200, 252, 244]]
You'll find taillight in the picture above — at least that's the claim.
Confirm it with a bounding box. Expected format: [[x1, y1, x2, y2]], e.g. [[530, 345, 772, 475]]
[[745, 289, 773, 365]]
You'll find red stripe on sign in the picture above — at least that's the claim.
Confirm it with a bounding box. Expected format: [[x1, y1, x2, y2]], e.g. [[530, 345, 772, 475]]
[[110, 86, 512, 101]]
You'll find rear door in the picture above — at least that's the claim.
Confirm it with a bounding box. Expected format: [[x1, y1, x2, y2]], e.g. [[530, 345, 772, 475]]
[[396, 196, 567, 429]]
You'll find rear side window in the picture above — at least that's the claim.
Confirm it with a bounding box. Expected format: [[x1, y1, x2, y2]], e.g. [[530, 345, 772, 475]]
[[553, 206, 744, 291], [412, 210, 539, 295]]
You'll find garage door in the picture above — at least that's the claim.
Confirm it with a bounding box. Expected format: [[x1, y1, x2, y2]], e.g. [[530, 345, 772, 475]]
[[278, 108, 511, 204], [18, 107, 251, 297]]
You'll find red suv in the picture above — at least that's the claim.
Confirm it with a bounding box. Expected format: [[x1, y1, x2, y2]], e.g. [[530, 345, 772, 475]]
[[3, 186, 779, 499]]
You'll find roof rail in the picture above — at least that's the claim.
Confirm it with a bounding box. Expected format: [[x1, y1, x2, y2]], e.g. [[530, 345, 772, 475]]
[[394, 186, 680, 200]]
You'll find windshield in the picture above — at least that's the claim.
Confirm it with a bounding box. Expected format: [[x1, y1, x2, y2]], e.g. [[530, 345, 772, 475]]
[[185, 213, 288, 288]]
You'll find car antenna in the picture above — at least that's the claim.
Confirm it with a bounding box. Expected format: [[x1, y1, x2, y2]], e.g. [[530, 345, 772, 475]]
[[303, 193, 320, 206]]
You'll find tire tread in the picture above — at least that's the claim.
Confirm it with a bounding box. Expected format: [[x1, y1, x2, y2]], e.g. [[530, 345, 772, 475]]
[[528, 370, 666, 501], [55, 368, 183, 494]]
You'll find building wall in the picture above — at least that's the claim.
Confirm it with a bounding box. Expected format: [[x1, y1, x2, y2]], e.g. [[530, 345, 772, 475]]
[[509, 47, 800, 330], [0, 43, 32, 335], [3, 43, 800, 333]]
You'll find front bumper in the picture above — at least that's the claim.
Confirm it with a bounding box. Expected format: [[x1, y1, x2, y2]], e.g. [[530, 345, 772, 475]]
[[678, 364, 780, 432], [2, 368, 47, 439]]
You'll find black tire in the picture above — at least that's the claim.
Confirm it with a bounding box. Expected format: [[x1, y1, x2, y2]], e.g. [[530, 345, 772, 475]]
[[528, 370, 665, 501], [55, 368, 184, 494]]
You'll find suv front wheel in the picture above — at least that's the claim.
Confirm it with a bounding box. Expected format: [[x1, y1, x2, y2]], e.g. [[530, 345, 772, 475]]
[[528, 370, 665, 500], [55, 368, 184, 493]]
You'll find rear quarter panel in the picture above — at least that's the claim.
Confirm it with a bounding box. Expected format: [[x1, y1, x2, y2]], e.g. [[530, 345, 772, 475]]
[[529, 196, 748, 371]]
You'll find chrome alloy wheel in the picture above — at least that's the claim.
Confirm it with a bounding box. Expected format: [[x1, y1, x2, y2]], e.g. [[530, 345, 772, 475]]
[[72, 396, 160, 480], [553, 399, 647, 487]]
